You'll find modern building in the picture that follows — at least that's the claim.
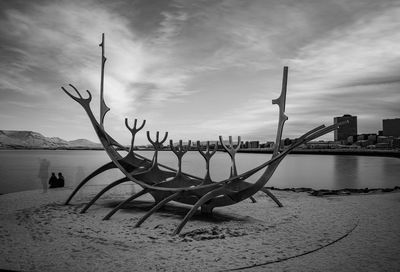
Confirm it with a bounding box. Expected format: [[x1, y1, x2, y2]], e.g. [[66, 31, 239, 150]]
[[241, 141, 261, 149], [367, 134, 377, 145], [377, 136, 393, 149], [333, 114, 357, 142], [382, 118, 400, 137], [250, 141, 260, 148], [393, 138, 400, 149]]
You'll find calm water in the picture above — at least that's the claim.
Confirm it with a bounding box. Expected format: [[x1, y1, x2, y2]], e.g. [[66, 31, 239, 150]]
[[0, 150, 399, 194]]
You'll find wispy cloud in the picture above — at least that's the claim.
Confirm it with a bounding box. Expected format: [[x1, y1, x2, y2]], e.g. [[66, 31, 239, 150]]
[[1, 0, 399, 143], [196, 96, 279, 140], [0, 0, 198, 117], [284, 4, 400, 132], [289, 4, 400, 87]]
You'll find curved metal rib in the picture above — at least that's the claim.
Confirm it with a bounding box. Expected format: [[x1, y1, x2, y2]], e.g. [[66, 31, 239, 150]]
[[147, 131, 168, 148], [173, 188, 225, 235], [147, 131, 168, 167], [170, 140, 191, 175], [260, 187, 283, 207], [80, 177, 129, 213], [125, 118, 146, 153], [219, 135, 241, 177], [218, 136, 257, 203], [197, 141, 217, 184], [65, 161, 116, 205], [103, 189, 149, 220], [135, 191, 182, 228]]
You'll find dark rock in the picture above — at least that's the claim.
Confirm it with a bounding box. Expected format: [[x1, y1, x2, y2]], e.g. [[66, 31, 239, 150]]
[[294, 187, 313, 192]]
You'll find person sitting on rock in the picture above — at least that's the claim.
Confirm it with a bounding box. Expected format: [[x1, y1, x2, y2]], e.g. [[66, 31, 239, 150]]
[[57, 172, 65, 188], [48, 173, 58, 188]]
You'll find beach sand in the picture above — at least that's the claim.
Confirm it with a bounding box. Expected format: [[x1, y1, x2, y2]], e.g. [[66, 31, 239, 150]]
[[0, 188, 399, 271]]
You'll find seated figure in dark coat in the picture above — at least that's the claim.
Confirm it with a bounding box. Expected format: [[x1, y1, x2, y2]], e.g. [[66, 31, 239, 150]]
[[57, 172, 65, 188], [48, 173, 58, 188]]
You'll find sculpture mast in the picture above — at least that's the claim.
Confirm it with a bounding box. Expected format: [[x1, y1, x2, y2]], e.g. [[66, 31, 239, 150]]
[[272, 66, 288, 156], [99, 33, 110, 127]]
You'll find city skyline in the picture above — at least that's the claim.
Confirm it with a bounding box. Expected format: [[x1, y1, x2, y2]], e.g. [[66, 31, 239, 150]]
[[1, 0, 400, 145]]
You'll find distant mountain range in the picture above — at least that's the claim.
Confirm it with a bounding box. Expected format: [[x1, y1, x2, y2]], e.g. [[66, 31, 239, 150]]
[[0, 130, 103, 150]]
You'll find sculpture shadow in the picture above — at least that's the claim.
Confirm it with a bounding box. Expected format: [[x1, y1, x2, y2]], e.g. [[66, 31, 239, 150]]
[[102, 199, 248, 223]]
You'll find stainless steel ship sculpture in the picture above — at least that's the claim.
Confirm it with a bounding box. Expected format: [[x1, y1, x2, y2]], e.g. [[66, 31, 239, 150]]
[[62, 34, 345, 235]]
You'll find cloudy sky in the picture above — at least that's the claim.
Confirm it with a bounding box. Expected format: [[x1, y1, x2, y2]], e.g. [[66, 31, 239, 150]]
[[1, 0, 399, 145]]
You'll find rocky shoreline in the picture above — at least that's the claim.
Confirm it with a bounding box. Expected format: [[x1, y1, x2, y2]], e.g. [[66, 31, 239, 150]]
[[266, 186, 400, 196]]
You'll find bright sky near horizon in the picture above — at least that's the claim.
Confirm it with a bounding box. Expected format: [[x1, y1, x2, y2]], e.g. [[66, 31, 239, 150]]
[[1, 0, 400, 145]]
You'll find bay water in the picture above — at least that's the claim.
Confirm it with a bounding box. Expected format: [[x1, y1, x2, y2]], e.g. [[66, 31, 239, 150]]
[[0, 150, 399, 195]]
